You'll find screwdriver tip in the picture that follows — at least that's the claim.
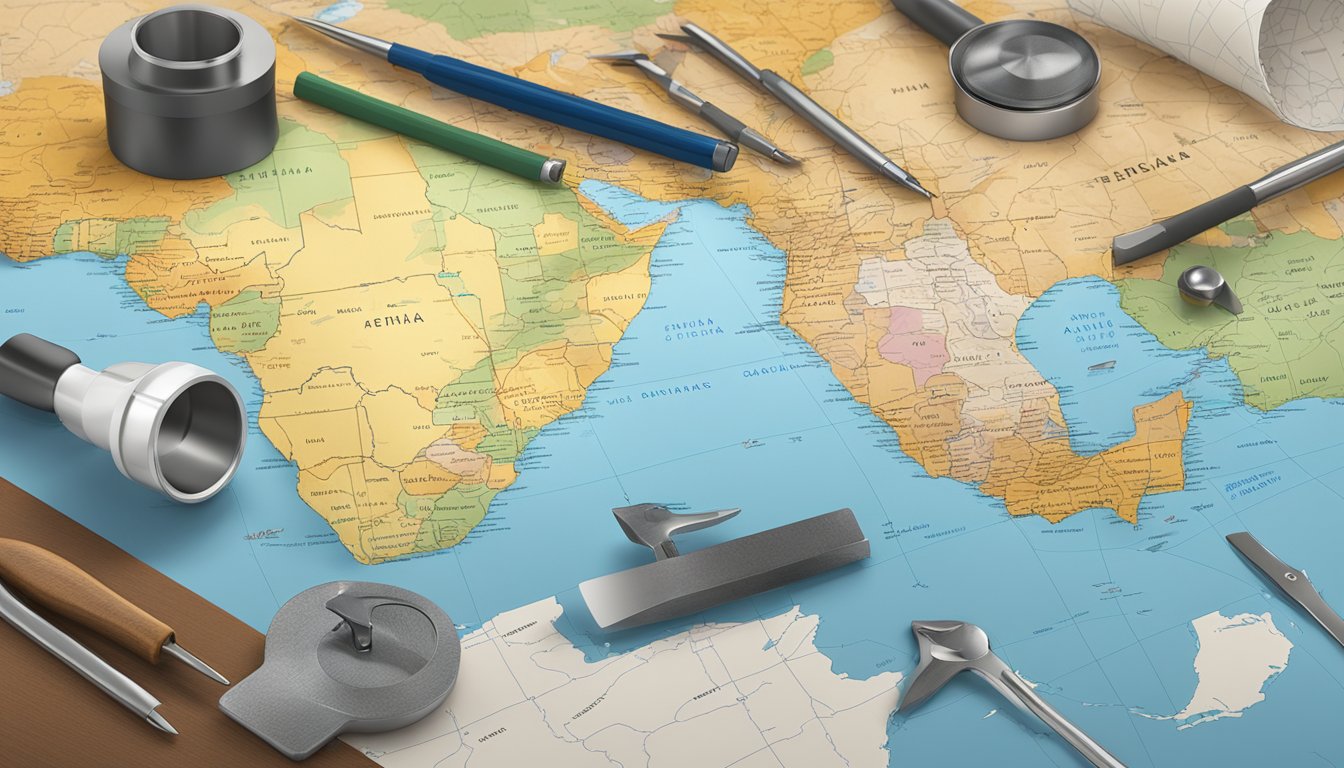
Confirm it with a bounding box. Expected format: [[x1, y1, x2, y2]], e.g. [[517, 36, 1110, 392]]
[[147, 709, 178, 735]]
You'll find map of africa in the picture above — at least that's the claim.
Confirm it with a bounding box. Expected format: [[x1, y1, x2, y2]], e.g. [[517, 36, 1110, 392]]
[[3, 0, 1344, 765]]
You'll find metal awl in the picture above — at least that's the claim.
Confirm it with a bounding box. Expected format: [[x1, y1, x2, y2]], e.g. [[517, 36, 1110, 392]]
[[658, 24, 932, 197], [591, 51, 797, 165]]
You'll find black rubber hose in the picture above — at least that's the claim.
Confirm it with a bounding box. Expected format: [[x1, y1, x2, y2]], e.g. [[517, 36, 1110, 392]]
[[0, 334, 81, 412]]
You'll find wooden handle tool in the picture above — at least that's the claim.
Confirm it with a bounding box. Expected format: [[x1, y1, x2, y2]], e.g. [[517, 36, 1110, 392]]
[[0, 538, 229, 684]]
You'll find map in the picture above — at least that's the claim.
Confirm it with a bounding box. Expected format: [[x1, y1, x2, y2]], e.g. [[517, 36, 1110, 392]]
[[2, 0, 1344, 765], [1068, 0, 1344, 131]]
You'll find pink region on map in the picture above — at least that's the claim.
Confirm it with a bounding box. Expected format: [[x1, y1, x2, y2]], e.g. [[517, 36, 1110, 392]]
[[878, 306, 949, 387]]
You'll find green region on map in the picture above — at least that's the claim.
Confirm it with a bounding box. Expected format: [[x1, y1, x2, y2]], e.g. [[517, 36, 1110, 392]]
[[1118, 223, 1344, 410]]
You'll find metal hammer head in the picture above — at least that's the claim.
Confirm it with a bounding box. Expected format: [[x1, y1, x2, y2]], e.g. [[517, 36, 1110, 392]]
[[613, 503, 740, 560], [899, 620, 994, 713]]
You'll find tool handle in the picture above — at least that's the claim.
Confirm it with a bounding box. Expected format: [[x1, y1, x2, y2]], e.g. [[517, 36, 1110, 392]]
[[0, 334, 80, 412], [294, 72, 558, 183], [0, 539, 172, 663], [996, 668, 1126, 768], [1113, 185, 1257, 265], [697, 102, 749, 142], [891, 0, 983, 46], [388, 43, 736, 171], [1155, 185, 1258, 250]]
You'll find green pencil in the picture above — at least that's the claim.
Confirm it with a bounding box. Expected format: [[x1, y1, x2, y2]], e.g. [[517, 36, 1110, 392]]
[[293, 71, 566, 184]]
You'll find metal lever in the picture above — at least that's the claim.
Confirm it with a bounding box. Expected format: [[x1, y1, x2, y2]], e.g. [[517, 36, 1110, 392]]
[[977, 659, 1125, 768], [326, 592, 408, 652], [612, 503, 740, 560]]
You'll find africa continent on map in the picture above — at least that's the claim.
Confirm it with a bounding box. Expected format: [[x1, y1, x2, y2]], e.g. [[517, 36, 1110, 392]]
[[2, 0, 1342, 566]]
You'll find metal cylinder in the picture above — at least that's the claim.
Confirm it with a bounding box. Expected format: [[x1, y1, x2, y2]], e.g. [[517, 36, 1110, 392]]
[[99, 4, 277, 179]]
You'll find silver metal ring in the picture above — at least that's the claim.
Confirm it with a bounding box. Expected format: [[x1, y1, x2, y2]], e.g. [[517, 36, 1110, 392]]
[[99, 5, 277, 179]]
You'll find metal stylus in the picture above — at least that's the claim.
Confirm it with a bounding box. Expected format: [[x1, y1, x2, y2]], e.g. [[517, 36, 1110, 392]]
[[0, 577, 177, 734], [1114, 138, 1344, 264], [659, 24, 933, 197], [592, 51, 797, 165]]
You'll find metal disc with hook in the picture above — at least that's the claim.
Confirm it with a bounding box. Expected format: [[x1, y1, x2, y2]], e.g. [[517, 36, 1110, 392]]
[[220, 581, 460, 760]]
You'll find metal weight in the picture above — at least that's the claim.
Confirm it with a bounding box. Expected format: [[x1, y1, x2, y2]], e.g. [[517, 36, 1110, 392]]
[[99, 5, 278, 179]]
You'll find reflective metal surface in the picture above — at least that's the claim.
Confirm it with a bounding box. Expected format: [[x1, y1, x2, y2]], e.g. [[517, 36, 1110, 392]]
[[99, 5, 277, 178], [1228, 532, 1344, 648], [581, 506, 870, 631], [54, 360, 246, 503], [950, 20, 1098, 110], [902, 620, 1126, 768], [0, 577, 174, 734], [1178, 265, 1243, 314]]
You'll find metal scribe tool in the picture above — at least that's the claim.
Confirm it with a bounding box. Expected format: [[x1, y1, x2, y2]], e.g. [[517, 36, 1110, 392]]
[[579, 504, 870, 631], [591, 51, 797, 165], [0, 538, 228, 684], [658, 23, 932, 197], [1228, 531, 1344, 648], [900, 620, 1126, 768], [0, 565, 176, 734]]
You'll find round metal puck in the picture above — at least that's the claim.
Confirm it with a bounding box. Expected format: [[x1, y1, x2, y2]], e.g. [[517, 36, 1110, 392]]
[[950, 19, 1100, 111], [99, 5, 278, 179]]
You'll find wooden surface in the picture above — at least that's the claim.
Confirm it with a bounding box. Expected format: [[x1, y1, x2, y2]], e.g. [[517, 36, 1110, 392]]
[[0, 477, 376, 768], [0, 537, 173, 662]]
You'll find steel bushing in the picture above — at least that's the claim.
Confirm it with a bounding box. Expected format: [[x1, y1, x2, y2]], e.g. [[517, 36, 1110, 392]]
[[99, 4, 278, 179]]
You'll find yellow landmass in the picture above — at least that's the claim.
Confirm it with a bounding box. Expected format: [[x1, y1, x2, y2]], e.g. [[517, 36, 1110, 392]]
[[496, 342, 589, 431], [360, 388, 448, 468], [0, 77, 233, 262], [534, 212, 579, 256], [585, 253, 652, 333], [986, 392, 1191, 523], [250, 274, 491, 395], [126, 234, 278, 317]]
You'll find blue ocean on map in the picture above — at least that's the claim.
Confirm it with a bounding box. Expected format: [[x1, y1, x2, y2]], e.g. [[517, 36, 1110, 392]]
[[3, 181, 1344, 765]]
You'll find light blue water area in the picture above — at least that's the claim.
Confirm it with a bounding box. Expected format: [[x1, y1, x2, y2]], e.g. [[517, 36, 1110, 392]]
[[4, 186, 1344, 765], [314, 1, 363, 23], [1015, 277, 1207, 456], [1009, 275, 1344, 765]]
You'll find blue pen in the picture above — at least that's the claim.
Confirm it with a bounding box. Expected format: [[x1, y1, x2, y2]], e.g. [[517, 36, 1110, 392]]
[[293, 17, 738, 172]]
